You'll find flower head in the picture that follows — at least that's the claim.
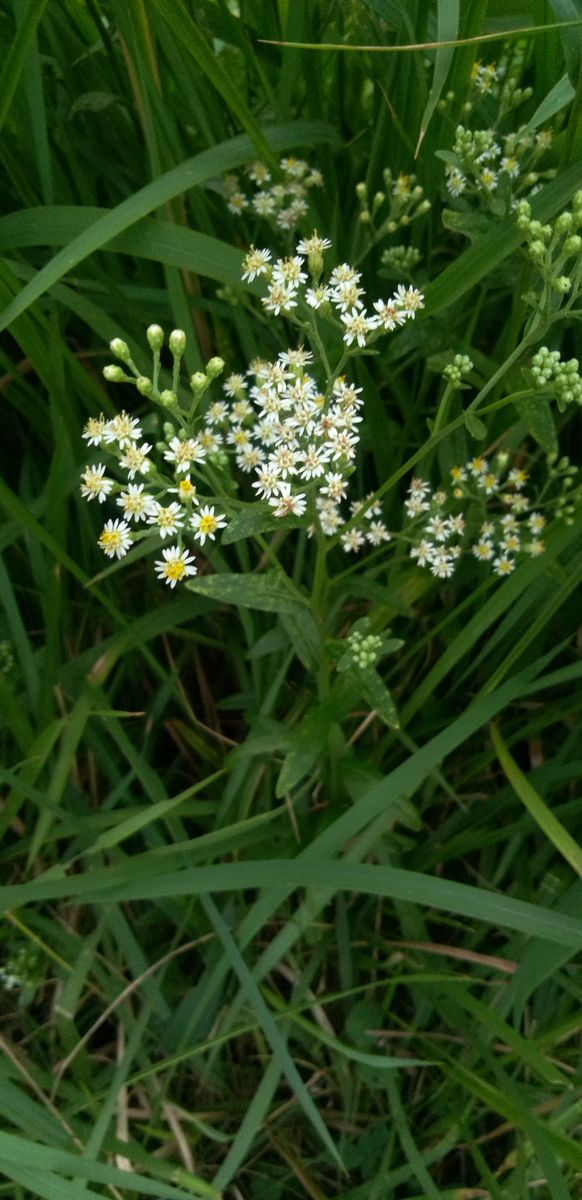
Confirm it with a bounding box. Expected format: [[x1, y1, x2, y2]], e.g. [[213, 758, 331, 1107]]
[[155, 545, 197, 588]]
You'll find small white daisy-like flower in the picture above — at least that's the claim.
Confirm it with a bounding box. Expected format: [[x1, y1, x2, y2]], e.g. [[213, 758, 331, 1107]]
[[155, 545, 197, 588], [501, 155, 520, 178], [469, 456, 488, 476], [528, 512, 546, 534], [478, 472, 499, 495], [206, 400, 230, 424], [147, 501, 185, 539], [472, 539, 494, 561], [527, 539, 545, 557], [509, 494, 529, 513], [326, 428, 359, 462], [480, 167, 498, 191], [481, 520, 495, 537], [272, 255, 308, 286], [237, 446, 263, 472], [224, 373, 248, 398], [268, 446, 299, 477], [445, 166, 467, 197], [98, 518, 133, 559], [247, 160, 271, 184], [103, 411, 142, 449], [298, 443, 331, 480], [119, 442, 153, 479], [164, 436, 206, 473], [447, 514, 465, 535], [199, 429, 223, 454], [320, 472, 347, 502], [366, 521, 391, 545], [330, 264, 360, 286], [371, 299, 407, 331], [262, 283, 298, 315], [190, 504, 227, 545], [393, 285, 425, 317], [410, 539, 435, 567], [82, 415, 107, 446], [433, 490, 448, 506], [405, 495, 431, 518], [501, 533, 521, 554], [80, 463, 114, 504], [230, 398, 254, 423], [430, 550, 455, 578], [280, 156, 308, 179], [268, 483, 307, 518], [279, 347, 314, 369], [331, 280, 366, 311], [340, 528, 366, 553], [296, 232, 331, 255], [450, 465, 467, 483], [252, 191, 276, 216], [116, 483, 154, 522], [426, 515, 450, 542], [241, 246, 272, 282], [493, 554, 515, 576], [305, 285, 331, 309], [500, 513, 519, 531], [227, 192, 248, 214], [341, 309, 375, 348], [507, 467, 528, 490], [409, 478, 431, 498]]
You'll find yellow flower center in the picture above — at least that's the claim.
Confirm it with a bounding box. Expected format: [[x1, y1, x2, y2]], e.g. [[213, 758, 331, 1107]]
[[164, 561, 186, 581], [199, 515, 216, 535]]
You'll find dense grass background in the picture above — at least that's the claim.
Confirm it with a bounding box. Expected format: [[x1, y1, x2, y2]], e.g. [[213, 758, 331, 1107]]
[[1, 1, 582, 1197]]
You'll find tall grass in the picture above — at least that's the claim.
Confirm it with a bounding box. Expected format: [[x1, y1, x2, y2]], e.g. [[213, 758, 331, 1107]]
[[1, 2, 582, 1198]]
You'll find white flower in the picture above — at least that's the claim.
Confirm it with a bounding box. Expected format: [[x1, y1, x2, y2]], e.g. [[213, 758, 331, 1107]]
[[272, 255, 308, 286], [164, 436, 206, 473], [247, 161, 271, 184], [493, 554, 515, 576], [237, 447, 263, 472], [331, 280, 365, 311], [268, 483, 307, 517], [147, 501, 185, 539], [426, 515, 450, 542], [366, 521, 391, 545], [341, 309, 376, 347], [262, 283, 298, 315], [298, 443, 331, 480], [190, 504, 227, 545], [155, 545, 197, 588], [527, 539, 545, 557], [410, 539, 435, 567], [206, 400, 230, 424], [430, 550, 455, 578], [330, 264, 360, 286], [372, 299, 406, 331], [224, 373, 248, 397], [116, 483, 154, 522], [279, 347, 313, 368], [82, 415, 107, 446], [340, 528, 366, 552], [103, 411, 142, 448], [305, 285, 331, 309], [98, 518, 133, 559], [468, 456, 488, 476], [445, 166, 466, 197], [252, 191, 276, 216], [242, 247, 272, 282], [80, 463, 114, 503], [168, 476, 199, 504], [472, 539, 494, 561], [392, 285, 425, 317], [320, 472, 347, 502], [480, 167, 498, 191], [296, 233, 331, 255], [528, 512, 546, 534], [227, 192, 248, 214], [119, 442, 153, 479]]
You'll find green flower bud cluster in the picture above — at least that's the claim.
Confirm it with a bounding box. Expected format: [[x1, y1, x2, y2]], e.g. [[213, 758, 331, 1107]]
[[547, 454, 579, 526], [347, 629, 383, 670], [531, 347, 582, 411], [516, 193, 582, 293], [102, 326, 225, 416], [356, 171, 430, 240], [0, 945, 42, 991], [453, 125, 498, 167], [443, 354, 473, 388], [381, 244, 422, 277]]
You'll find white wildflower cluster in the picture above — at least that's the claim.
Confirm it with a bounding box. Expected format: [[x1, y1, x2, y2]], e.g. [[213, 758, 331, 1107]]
[[216, 352, 391, 548], [516, 192, 582, 301], [241, 234, 424, 349], [0, 945, 41, 992], [80, 332, 231, 587], [442, 123, 555, 202], [405, 455, 550, 580], [221, 156, 323, 230], [468, 47, 534, 114], [356, 170, 430, 239]]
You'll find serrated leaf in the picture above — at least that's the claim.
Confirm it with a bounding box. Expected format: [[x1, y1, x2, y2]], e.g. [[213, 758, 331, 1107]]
[[515, 395, 558, 456], [464, 412, 488, 440], [186, 572, 307, 615]]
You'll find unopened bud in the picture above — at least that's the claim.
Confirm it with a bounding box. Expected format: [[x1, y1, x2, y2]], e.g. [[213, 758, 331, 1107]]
[[160, 389, 178, 407], [169, 329, 187, 356], [563, 235, 582, 256], [190, 372, 208, 395], [147, 324, 164, 352], [136, 376, 153, 396], [554, 275, 572, 293], [109, 338, 131, 363], [555, 212, 572, 237], [355, 181, 367, 201], [103, 364, 130, 382], [206, 356, 225, 380]]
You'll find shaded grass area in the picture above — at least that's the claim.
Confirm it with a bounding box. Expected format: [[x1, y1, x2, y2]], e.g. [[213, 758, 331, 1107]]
[[1, 1, 582, 1197]]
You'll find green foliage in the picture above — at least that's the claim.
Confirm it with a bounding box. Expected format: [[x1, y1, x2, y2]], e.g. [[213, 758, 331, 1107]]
[[1, 2, 582, 1199]]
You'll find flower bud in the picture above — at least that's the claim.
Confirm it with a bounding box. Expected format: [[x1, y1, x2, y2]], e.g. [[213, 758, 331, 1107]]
[[147, 324, 164, 352], [554, 275, 572, 293], [563, 235, 582, 256], [190, 372, 208, 395], [103, 364, 130, 382], [206, 356, 225, 380], [109, 338, 131, 363], [163, 423, 175, 440], [555, 212, 572, 236], [136, 376, 153, 396], [169, 329, 187, 356], [355, 181, 367, 201], [160, 389, 178, 407]]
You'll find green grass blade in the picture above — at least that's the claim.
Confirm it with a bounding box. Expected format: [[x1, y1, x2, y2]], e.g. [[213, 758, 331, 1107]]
[[0, 0, 49, 133]]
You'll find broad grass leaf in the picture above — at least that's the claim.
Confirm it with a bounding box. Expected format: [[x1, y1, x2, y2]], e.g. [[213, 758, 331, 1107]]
[[186, 571, 308, 615]]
